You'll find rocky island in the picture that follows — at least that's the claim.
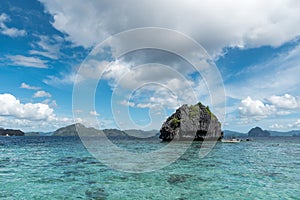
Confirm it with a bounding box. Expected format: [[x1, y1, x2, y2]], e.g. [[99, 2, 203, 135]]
[[248, 127, 270, 137], [159, 102, 222, 141], [0, 128, 24, 136]]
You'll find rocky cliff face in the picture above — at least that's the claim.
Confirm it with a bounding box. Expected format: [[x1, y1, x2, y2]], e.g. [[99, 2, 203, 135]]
[[159, 103, 222, 141], [248, 127, 270, 137]]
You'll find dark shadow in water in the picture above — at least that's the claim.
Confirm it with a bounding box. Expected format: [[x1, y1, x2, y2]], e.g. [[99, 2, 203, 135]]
[[167, 174, 192, 184], [85, 187, 108, 200]]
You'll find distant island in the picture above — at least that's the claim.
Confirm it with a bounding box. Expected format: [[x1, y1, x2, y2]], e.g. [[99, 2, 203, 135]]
[[0, 128, 24, 136], [0, 124, 159, 138], [248, 127, 271, 137], [2, 122, 300, 139], [24, 132, 40, 136], [269, 130, 300, 137], [52, 123, 159, 139], [53, 123, 100, 137], [223, 126, 300, 138], [223, 130, 247, 138]]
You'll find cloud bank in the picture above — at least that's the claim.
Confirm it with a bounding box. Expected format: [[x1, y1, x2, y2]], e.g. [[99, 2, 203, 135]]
[[40, 0, 300, 56]]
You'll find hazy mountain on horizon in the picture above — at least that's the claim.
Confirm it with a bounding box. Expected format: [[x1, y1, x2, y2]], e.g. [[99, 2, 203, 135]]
[[25, 132, 53, 136], [3, 123, 300, 137], [223, 130, 247, 137], [268, 130, 300, 136], [224, 127, 300, 137], [51, 123, 160, 138]]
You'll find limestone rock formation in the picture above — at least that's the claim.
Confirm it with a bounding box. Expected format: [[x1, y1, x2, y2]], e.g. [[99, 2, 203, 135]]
[[159, 102, 222, 141]]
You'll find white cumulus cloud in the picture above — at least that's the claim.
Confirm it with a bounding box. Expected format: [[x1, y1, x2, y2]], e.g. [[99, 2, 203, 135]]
[[267, 94, 298, 109], [43, 72, 79, 86], [0, 93, 55, 121], [269, 123, 284, 129], [0, 13, 26, 37], [33, 91, 52, 98], [295, 119, 300, 127], [119, 100, 135, 107], [89, 110, 100, 116], [7, 55, 48, 68], [20, 82, 41, 90], [288, 119, 300, 129], [238, 94, 299, 122], [239, 96, 276, 118], [29, 35, 63, 59], [77, 59, 200, 110]]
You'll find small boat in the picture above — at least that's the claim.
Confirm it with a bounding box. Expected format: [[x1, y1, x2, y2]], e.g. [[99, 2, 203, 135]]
[[5, 134, 9, 137], [221, 138, 241, 143]]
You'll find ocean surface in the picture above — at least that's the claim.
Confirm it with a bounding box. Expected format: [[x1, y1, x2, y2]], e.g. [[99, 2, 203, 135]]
[[0, 136, 299, 199]]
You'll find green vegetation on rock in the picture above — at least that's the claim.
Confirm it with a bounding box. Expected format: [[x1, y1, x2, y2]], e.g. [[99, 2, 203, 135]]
[[189, 104, 198, 118], [206, 106, 212, 116], [170, 117, 180, 127]]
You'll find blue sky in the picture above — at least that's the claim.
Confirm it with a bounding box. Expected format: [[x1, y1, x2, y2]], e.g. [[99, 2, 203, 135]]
[[0, 0, 300, 132]]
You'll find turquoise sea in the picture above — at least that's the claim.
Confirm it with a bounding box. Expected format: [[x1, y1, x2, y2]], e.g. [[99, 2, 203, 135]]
[[0, 136, 299, 199]]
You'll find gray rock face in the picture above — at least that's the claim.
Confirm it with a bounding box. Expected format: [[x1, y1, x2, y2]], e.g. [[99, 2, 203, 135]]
[[159, 103, 222, 141], [248, 127, 270, 137]]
